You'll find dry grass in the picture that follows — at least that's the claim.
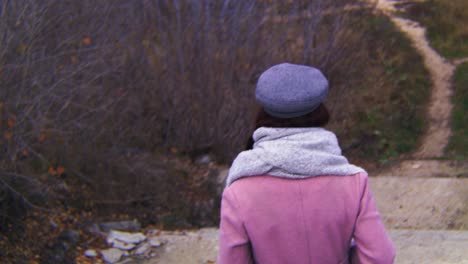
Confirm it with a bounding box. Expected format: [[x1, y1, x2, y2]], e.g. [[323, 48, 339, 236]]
[[328, 15, 430, 166], [403, 0, 468, 58], [446, 63, 468, 159]]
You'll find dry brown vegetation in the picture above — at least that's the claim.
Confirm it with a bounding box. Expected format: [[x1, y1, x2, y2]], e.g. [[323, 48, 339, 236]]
[[0, 0, 430, 261], [402, 0, 468, 58]]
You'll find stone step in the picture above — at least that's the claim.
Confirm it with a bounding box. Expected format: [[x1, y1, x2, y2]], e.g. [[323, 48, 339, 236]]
[[391, 229, 468, 264], [139, 176, 468, 263], [141, 228, 468, 264], [369, 176, 468, 230], [376, 160, 468, 178]]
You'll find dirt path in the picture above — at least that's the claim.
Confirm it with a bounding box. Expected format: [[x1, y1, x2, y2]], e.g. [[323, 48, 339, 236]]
[[377, 0, 456, 159], [374, 0, 468, 180]]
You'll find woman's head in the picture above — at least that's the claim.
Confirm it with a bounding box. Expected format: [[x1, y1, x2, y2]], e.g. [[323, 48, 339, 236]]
[[245, 63, 330, 149], [254, 63, 330, 128], [255, 63, 329, 119]]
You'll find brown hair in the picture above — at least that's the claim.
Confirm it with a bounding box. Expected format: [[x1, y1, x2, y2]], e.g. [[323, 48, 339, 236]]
[[245, 104, 330, 149]]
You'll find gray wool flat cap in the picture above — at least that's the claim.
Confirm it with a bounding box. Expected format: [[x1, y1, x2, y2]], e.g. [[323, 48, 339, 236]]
[[255, 63, 329, 118]]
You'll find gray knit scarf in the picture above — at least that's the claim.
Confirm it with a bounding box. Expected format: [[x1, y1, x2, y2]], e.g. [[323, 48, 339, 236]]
[[226, 127, 366, 186]]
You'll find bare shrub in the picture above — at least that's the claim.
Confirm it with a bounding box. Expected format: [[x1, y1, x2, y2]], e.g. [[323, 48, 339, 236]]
[[0, 0, 151, 231], [0, 0, 377, 234], [140, 0, 375, 159]]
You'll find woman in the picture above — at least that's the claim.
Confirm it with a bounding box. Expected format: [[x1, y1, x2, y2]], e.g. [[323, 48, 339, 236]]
[[218, 63, 395, 264]]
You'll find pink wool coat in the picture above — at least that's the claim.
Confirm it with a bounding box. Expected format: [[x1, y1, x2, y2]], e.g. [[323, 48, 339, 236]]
[[218, 173, 395, 264]]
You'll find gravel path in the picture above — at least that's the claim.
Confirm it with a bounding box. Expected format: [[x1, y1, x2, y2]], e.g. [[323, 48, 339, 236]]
[[142, 229, 468, 264]]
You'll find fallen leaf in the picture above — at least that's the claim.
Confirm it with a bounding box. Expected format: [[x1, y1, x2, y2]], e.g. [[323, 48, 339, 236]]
[[48, 167, 57, 176], [83, 37, 92, 45], [4, 131, 12, 140], [57, 166, 65, 175]]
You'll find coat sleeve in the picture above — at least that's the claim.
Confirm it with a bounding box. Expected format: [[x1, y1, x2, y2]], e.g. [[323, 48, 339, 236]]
[[351, 175, 396, 264], [217, 187, 254, 264]]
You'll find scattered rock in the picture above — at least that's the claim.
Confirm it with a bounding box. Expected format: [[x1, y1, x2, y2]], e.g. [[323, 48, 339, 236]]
[[146, 229, 161, 236], [59, 229, 80, 245], [88, 223, 105, 235], [195, 154, 214, 165], [119, 259, 138, 264], [149, 237, 163, 247], [111, 240, 137, 250], [84, 249, 98, 258], [49, 220, 58, 229], [135, 243, 150, 255], [107, 230, 146, 245], [80, 227, 189, 262], [101, 248, 123, 263]]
